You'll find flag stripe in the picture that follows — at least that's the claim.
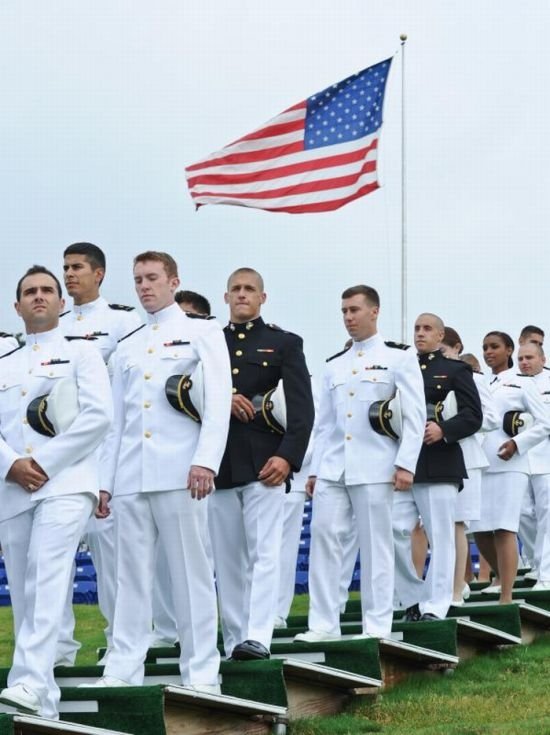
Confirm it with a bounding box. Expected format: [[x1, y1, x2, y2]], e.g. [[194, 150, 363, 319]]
[[191, 163, 379, 209], [190, 158, 376, 201], [186, 138, 377, 187]]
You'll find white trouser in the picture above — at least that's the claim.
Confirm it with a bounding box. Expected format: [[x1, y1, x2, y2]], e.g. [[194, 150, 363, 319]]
[[519, 482, 537, 568], [105, 490, 219, 687], [339, 517, 360, 613], [308, 479, 394, 638], [56, 514, 116, 665], [277, 491, 306, 621], [209, 481, 285, 657], [151, 540, 178, 644], [393, 483, 458, 619], [0, 494, 94, 719], [529, 474, 550, 581]]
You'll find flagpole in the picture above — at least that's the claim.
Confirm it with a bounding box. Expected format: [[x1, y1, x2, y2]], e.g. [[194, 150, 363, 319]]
[[400, 33, 407, 343]]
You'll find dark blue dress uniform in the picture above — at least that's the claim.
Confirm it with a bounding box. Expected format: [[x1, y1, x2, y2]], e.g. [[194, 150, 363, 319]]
[[210, 315, 314, 661], [216, 316, 314, 487], [393, 348, 483, 621], [415, 349, 483, 485]]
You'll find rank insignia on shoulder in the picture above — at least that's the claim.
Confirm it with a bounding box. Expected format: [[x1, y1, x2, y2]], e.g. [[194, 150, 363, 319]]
[[384, 341, 410, 350], [41, 359, 70, 366], [164, 340, 191, 347], [118, 324, 146, 343], [184, 311, 214, 320], [109, 304, 135, 311], [326, 344, 352, 362], [0, 332, 13, 338], [365, 365, 388, 370], [0, 344, 23, 359], [64, 335, 98, 341]]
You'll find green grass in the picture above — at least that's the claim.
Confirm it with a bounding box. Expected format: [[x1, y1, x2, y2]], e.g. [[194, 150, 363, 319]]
[[1, 597, 550, 734]]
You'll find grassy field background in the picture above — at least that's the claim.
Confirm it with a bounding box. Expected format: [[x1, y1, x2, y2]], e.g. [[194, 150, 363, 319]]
[[0, 598, 549, 734]]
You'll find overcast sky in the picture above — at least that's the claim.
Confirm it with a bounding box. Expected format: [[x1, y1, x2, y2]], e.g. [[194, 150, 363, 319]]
[[1, 1, 549, 372]]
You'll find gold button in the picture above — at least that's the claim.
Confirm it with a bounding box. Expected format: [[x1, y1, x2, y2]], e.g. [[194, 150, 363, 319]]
[[238, 333, 245, 340], [352, 369, 358, 375], [232, 387, 237, 394], [347, 413, 352, 417], [144, 431, 152, 438], [262, 361, 268, 367], [346, 435, 352, 440], [22, 418, 28, 425], [25, 446, 33, 454], [32, 344, 40, 351], [421, 364, 427, 370], [144, 401, 151, 409], [437, 384, 442, 389], [77, 315, 83, 321], [144, 373, 152, 380], [235, 350, 243, 357], [152, 324, 159, 330], [349, 391, 355, 396], [232, 368, 239, 375], [358, 351, 364, 357], [147, 348, 154, 354], [21, 390, 27, 396]]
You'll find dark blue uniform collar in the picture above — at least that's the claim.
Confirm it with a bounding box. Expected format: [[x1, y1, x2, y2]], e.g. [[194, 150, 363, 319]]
[[418, 348, 441, 365], [227, 315, 264, 334]]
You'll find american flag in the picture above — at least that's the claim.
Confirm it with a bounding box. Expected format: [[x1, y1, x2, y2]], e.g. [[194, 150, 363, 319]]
[[185, 58, 393, 214]]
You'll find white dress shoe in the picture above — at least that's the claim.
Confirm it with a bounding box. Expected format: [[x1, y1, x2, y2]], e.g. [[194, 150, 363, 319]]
[[531, 580, 550, 591], [182, 684, 221, 695], [481, 584, 502, 594], [462, 583, 471, 600], [294, 630, 339, 643], [78, 676, 131, 688], [0, 684, 41, 714], [451, 598, 465, 606]]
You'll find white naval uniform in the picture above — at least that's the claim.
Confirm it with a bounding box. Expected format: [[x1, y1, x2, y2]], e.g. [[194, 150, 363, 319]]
[[471, 369, 550, 533], [524, 370, 550, 582], [456, 372, 499, 524], [101, 302, 231, 688], [0, 328, 112, 719], [307, 334, 426, 638], [58, 296, 142, 662]]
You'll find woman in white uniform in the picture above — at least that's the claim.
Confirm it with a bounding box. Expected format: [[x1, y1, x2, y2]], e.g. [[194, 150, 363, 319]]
[[471, 331, 550, 604], [440, 328, 499, 605]]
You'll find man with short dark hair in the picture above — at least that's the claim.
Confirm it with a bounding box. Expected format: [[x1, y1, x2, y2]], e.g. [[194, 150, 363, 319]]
[[0, 266, 112, 718], [519, 325, 545, 348], [175, 290, 211, 317], [87, 251, 231, 693], [57, 242, 142, 666], [295, 285, 425, 642], [209, 267, 314, 661]]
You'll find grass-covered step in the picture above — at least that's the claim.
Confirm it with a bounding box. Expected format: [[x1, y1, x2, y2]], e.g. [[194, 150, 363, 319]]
[[0, 714, 129, 735], [162, 685, 288, 735], [377, 638, 459, 687], [452, 618, 521, 659], [391, 618, 458, 657], [447, 601, 522, 638]]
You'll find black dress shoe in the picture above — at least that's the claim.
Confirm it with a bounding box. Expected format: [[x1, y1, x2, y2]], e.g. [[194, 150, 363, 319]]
[[420, 612, 441, 622], [403, 603, 421, 622], [230, 640, 270, 661]]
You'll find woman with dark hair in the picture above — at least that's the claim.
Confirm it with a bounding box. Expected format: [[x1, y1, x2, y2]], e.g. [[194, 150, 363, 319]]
[[440, 328, 499, 605], [470, 331, 550, 603]]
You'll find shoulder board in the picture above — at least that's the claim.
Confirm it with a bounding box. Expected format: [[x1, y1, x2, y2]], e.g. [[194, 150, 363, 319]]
[[0, 344, 24, 359], [326, 345, 352, 363], [59, 310, 70, 318], [109, 303, 135, 312], [384, 340, 410, 350], [185, 312, 215, 320], [267, 323, 298, 336], [473, 369, 483, 375], [0, 332, 13, 339], [118, 324, 145, 343], [544, 366, 550, 371]]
